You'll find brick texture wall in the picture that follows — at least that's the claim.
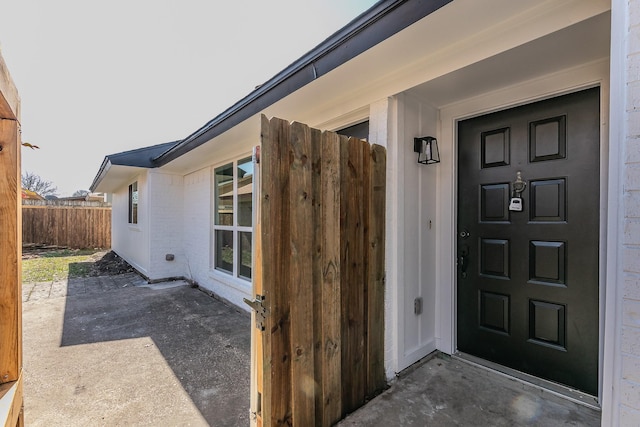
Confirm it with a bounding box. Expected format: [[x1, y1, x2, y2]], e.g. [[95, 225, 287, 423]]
[[621, 0, 640, 422], [111, 173, 150, 276], [183, 168, 211, 286], [147, 171, 185, 280], [182, 167, 252, 309]]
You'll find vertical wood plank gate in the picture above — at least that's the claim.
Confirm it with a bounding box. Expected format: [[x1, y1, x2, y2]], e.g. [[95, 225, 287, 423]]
[[250, 115, 386, 427], [0, 92, 23, 425]]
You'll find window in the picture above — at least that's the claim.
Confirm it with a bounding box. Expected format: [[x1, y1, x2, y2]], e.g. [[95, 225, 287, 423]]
[[337, 120, 369, 140], [128, 181, 138, 224], [213, 156, 253, 280]]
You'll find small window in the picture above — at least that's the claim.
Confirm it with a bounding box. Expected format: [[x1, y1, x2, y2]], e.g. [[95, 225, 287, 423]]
[[212, 156, 253, 280], [337, 120, 369, 140], [128, 181, 138, 224]]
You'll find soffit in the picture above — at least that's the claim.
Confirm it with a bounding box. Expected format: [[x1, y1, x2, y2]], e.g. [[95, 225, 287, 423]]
[[407, 11, 610, 108], [92, 163, 147, 193]]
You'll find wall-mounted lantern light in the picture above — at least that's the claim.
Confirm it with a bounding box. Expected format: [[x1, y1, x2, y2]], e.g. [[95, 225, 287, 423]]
[[413, 136, 440, 165]]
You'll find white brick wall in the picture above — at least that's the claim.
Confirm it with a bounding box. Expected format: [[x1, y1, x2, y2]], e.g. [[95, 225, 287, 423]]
[[620, 0, 640, 419], [621, 405, 640, 426], [182, 166, 252, 310], [147, 171, 185, 281], [183, 168, 211, 285], [111, 172, 150, 276]]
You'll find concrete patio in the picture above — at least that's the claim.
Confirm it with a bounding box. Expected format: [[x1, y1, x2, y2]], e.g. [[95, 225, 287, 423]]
[[22, 272, 602, 426], [22, 273, 251, 426]]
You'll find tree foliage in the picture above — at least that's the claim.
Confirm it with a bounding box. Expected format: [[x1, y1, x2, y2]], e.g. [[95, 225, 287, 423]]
[[21, 171, 58, 197], [72, 189, 90, 197]]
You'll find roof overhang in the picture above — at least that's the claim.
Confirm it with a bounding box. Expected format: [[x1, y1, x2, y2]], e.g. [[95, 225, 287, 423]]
[[153, 0, 453, 167], [90, 140, 178, 192], [156, 0, 610, 176], [91, 159, 149, 193]]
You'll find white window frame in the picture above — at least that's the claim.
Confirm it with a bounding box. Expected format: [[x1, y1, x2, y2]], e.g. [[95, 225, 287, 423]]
[[211, 155, 254, 281]]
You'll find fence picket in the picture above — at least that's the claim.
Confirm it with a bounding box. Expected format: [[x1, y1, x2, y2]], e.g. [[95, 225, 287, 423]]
[[341, 136, 367, 414], [366, 144, 387, 396], [318, 130, 342, 426], [261, 116, 293, 427], [289, 122, 315, 425]]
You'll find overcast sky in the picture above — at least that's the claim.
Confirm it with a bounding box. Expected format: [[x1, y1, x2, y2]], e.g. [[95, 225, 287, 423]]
[[0, 0, 378, 196]]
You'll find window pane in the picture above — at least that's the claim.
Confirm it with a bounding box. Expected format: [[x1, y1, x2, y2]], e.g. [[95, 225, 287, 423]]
[[215, 164, 234, 225], [239, 231, 252, 279], [132, 182, 138, 224], [215, 230, 233, 273], [337, 120, 369, 140], [237, 157, 253, 226], [129, 182, 138, 224]]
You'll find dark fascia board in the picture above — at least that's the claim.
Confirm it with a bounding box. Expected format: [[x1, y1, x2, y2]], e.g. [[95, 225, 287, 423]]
[[153, 0, 452, 166], [108, 140, 179, 167], [89, 140, 179, 191]]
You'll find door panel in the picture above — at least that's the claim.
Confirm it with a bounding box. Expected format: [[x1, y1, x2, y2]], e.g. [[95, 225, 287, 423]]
[[457, 88, 600, 395]]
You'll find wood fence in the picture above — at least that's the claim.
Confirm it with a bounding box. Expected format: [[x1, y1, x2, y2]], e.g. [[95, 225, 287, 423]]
[[254, 116, 386, 427], [22, 202, 111, 249]]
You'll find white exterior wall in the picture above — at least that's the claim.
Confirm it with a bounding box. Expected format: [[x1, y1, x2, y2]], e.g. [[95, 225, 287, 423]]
[[183, 167, 213, 290], [111, 171, 150, 276], [604, 0, 640, 424], [182, 159, 254, 310], [147, 171, 185, 281], [397, 93, 439, 369], [370, 94, 439, 379], [369, 97, 397, 380]]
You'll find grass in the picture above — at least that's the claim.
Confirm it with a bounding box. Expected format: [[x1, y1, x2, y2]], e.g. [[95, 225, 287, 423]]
[[22, 249, 102, 283]]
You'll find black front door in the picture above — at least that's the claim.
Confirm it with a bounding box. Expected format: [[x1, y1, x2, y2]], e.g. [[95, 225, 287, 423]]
[[457, 88, 600, 395]]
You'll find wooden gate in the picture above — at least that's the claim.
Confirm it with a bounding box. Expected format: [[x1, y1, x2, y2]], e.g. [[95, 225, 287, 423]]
[[250, 115, 386, 427]]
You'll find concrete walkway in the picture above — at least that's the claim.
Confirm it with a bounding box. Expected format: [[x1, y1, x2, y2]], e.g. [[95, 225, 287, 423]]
[[22, 273, 251, 426]]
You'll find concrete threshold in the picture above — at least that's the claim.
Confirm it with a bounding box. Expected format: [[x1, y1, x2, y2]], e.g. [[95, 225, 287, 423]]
[[453, 352, 599, 410], [338, 352, 601, 427]]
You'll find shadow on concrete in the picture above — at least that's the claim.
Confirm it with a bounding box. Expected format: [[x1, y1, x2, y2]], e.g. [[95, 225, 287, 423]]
[[59, 268, 251, 426]]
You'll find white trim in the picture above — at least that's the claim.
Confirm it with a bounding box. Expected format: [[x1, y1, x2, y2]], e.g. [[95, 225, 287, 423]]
[[437, 60, 609, 400], [314, 106, 369, 134], [602, 0, 626, 424], [207, 269, 252, 295], [394, 94, 407, 373]]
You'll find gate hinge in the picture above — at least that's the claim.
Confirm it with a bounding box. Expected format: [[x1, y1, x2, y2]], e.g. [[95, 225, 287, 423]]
[[243, 294, 267, 331]]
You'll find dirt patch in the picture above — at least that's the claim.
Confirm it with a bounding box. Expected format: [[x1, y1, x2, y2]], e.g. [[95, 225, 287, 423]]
[[22, 245, 135, 276], [90, 250, 135, 276]]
